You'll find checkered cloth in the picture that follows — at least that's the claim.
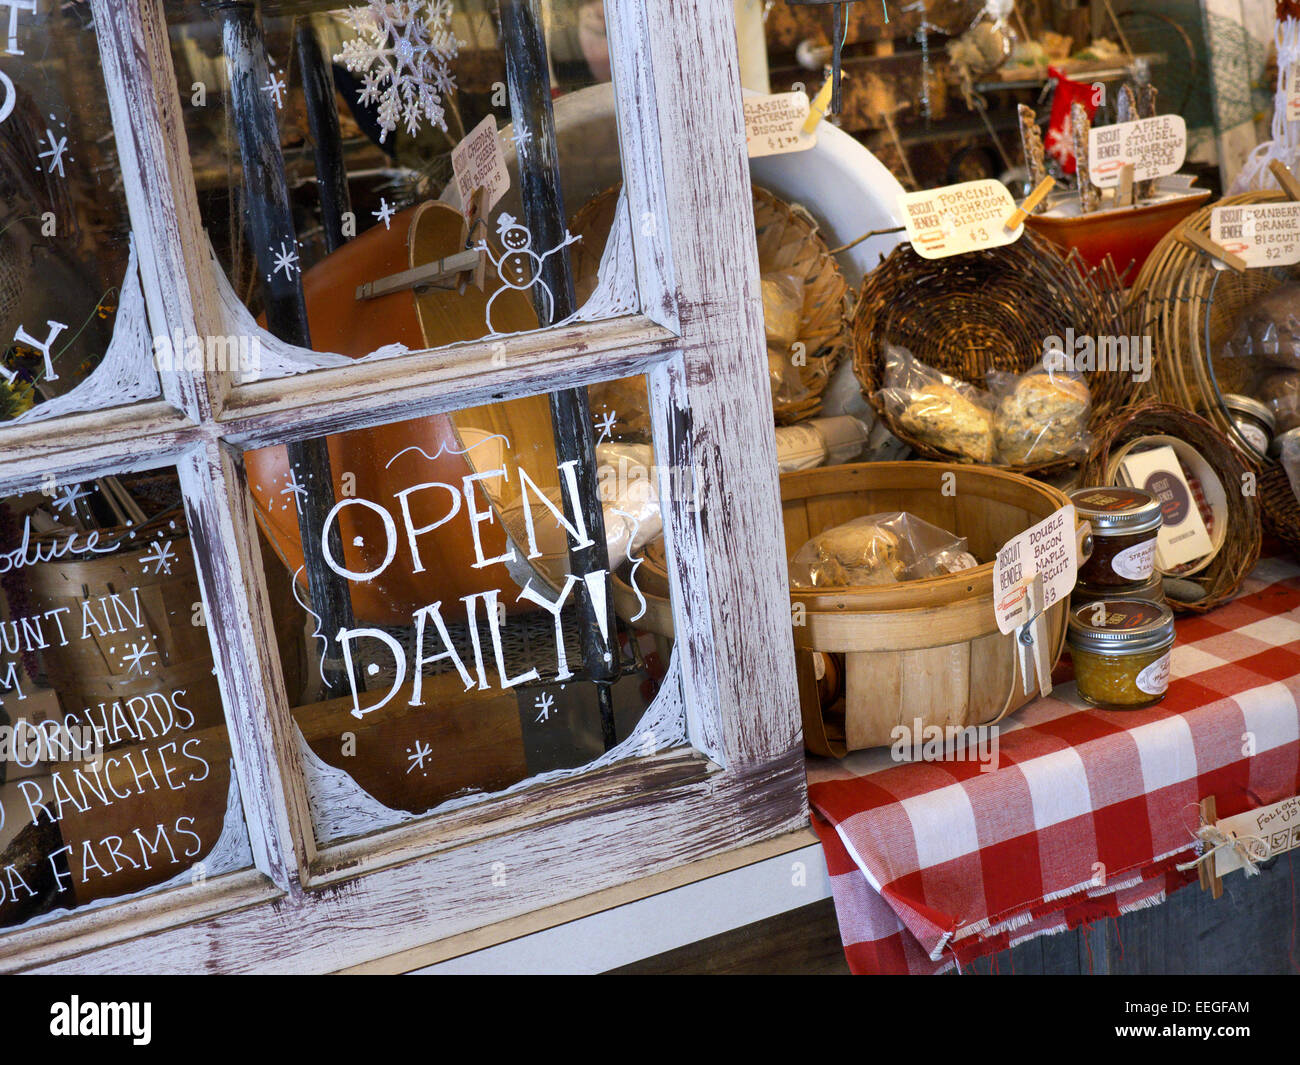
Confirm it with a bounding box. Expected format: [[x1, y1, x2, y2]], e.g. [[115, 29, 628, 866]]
[[807, 554, 1300, 975]]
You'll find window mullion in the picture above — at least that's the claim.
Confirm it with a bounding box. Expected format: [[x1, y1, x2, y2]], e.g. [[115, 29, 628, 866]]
[[176, 440, 316, 893], [90, 0, 233, 423], [633, 2, 802, 766]]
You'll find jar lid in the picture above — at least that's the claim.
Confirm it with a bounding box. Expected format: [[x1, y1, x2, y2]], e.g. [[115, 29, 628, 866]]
[[1067, 597, 1175, 654], [1222, 393, 1276, 433], [1068, 486, 1164, 534]]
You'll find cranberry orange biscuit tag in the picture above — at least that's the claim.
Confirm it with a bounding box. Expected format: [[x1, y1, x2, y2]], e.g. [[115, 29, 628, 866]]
[[1210, 202, 1300, 270]]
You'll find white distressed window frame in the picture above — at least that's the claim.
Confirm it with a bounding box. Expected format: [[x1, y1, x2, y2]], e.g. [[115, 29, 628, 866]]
[[0, 0, 805, 974]]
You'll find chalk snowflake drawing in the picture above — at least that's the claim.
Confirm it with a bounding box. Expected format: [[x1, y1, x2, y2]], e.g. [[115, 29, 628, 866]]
[[477, 214, 581, 334], [262, 71, 287, 110], [51, 483, 90, 515], [334, 0, 460, 144], [510, 123, 532, 150], [37, 128, 69, 177], [594, 408, 617, 445], [533, 691, 556, 723], [139, 539, 177, 576], [119, 641, 159, 678], [270, 240, 301, 280], [280, 469, 308, 514], [406, 739, 432, 775], [373, 197, 396, 229]]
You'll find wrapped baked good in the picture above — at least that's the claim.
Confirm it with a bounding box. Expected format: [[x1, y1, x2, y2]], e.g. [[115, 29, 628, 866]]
[[874, 345, 996, 463], [1220, 284, 1300, 372], [790, 511, 976, 589], [769, 348, 810, 406], [990, 360, 1092, 465], [1259, 369, 1300, 433], [761, 271, 803, 350]]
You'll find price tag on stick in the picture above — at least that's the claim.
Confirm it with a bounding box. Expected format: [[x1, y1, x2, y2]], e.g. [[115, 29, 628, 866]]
[[898, 179, 1023, 259], [1209, 202, 1300, 269], [744, 92, 817, 158], [993, 505, 1078, 697], [1087, 114, 1187, 189]]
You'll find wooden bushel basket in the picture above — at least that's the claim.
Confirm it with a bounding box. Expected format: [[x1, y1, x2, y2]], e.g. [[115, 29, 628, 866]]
[[613, 462, 1074, 757]]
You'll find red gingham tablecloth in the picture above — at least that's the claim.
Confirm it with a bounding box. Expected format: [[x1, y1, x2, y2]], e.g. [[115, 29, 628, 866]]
[[806, 555, 1300, 975]]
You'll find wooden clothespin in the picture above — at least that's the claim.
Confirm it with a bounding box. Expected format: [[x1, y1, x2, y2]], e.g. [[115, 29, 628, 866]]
[[803, 77, 835, 134], [460, 186, 488, 292], [1013, 572, 1053, 698], [1196, 795, 1223, 899], [1181, 227, 1247, 273], [1117, 163, 1135, 208], [1005, 176, 1054, 230], [1269, 159, 1300, 201]]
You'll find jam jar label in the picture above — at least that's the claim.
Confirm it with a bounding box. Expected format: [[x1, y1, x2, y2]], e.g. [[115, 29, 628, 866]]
[[1111, 537, 1158, 581], [1236, 422, 1268, 454], [1135, 652, 1172, 695]]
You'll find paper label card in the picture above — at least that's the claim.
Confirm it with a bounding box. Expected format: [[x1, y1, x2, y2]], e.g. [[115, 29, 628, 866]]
[[993, 504, 1077, 634], [1088, 114, 1187, 188], [1117, 446, 1213, 569], [1213, 795, 1300, 875], [744, 92, 817, 158], [452, 114, 510, 216], [898, 179, 1022, 260], [1210, 202, 1300, 269]]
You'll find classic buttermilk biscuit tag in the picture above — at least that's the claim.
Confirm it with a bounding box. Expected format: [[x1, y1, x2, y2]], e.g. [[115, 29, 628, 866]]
[[743, 92, 817, 158], [898, 179, 1022, 259]]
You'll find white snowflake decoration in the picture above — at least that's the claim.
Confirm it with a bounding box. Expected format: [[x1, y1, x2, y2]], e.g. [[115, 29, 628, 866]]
[[335, 0, 461, 144]]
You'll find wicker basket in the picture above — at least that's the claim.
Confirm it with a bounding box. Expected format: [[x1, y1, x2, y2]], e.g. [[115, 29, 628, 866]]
[[569, 183, 852, 424], [614, 462, 1075, 755], [1079, 402, 1262, 612], [852, 229, 1132, 476], [1126, 190, 1300, 559]]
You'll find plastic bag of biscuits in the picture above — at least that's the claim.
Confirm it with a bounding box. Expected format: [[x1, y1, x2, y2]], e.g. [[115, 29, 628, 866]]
[[789, 511, 978, 589], [873, 345, 996, 463], [988, 357, 1092, 466]]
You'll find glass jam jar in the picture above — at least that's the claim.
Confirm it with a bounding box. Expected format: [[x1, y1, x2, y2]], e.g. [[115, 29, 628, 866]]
[[1067, 598, 1175, 710], [1073, 569, 1164, 608], [1222, 394, 1275, 459], [1068, 486, 1163, 589]]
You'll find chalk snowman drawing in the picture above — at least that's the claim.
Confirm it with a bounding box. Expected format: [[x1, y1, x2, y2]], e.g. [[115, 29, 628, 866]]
[[477, 213, 581, 335]]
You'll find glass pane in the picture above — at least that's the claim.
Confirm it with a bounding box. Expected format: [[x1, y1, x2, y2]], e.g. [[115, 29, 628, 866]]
[[0, 473, 250, 931], [248, 376, 681, 845], [0, 4, 157, 427], [167, 0, 631, 385]]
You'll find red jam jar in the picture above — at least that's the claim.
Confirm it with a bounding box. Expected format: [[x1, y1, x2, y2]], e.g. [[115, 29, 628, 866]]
[[1068, 486, 1163, 590]]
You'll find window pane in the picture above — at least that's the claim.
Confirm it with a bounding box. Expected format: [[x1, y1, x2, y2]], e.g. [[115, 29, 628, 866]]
[[167, 0, 632, 386], [247, 376, 681, 845], [0, 4, 157, 427], [0, 473, 250, 931]]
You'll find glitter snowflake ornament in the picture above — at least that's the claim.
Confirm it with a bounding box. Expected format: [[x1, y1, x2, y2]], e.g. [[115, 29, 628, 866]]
[[334, 0, 460, 144]]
